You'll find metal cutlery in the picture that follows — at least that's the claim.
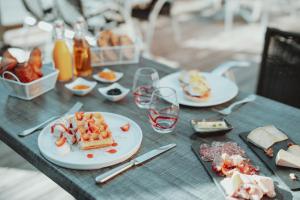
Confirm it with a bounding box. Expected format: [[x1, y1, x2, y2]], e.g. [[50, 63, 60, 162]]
[[95, 143, 176, 183], [18, 102, 83, 137], [213, 94, 256, 115]]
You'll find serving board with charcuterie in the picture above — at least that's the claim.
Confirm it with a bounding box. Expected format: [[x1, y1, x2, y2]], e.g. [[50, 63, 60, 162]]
[[192, 137, 286, 200], [240, 125, 300, 191]]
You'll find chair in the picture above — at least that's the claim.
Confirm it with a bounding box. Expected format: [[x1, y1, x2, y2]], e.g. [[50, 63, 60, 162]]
[[256, 27, 300, 108]]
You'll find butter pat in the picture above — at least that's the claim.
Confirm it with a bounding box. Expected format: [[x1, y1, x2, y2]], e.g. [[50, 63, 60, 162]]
[[195, 121, 228, 130], [276, 149, 300, 169], [247, 125, 288, 150]]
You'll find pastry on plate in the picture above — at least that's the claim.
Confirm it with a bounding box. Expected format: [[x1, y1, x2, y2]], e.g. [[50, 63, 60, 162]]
[[74, 112, 114, 150], [51, 112, 114, 150], [179, 70, 211, 102]]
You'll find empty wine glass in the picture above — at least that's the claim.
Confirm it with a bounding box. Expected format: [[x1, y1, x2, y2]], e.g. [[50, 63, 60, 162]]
[[133, 67, 159, 109], [148, 87, 179, 134]]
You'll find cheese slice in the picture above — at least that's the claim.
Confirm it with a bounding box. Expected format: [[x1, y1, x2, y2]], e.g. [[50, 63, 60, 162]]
[[287, 145, 300, 157], [247, 125, 288, 149], [220, 172, 276, 199], [220, 173, 243, 196], [275, 149, 300, 169]]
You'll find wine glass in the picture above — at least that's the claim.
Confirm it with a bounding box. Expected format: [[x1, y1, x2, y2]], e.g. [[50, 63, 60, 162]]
[[132, 67, 159, 109], [148, 87, 179, 134]]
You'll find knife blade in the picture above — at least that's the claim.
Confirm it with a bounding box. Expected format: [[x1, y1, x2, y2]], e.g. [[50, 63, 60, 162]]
[[19, 102, 83, 137], [95, 143, 176, 183]]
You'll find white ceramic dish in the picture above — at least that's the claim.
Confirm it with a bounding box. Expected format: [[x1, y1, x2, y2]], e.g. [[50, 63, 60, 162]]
[[38, 112, 143, 170], [65, 78, 97, 96], [98, 83, 130, 102], [159, 72, 238, 107], [92, 68, 123, 83]]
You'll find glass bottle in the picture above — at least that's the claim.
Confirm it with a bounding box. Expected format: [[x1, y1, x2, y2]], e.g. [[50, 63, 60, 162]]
[[73, 19, 93, 77], [52, 20, 73, 82]]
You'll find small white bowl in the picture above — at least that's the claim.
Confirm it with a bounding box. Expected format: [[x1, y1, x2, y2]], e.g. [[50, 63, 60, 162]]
[[93, 68, 123, 83], [98, 83, 130, 102], [65, 78, 97, 96]]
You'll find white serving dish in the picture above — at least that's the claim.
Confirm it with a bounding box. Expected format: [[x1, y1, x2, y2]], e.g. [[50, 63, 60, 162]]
[[65, 78, 97, 96], [159, 71, 239, 107], [0, 63, 59, 100], [38, 112, 143, 170], [92, 68, 123, 83], [98, 83, 129, 102]]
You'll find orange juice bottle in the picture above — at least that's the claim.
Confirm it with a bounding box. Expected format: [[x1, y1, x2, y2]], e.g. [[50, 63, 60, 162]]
[[53, 21, 73, 82], [73, 19, 93, 77]]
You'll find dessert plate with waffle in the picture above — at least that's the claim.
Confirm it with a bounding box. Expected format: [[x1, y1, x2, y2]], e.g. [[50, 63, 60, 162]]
[[159, 70, 238, 107], [38, 112, 142, 170]]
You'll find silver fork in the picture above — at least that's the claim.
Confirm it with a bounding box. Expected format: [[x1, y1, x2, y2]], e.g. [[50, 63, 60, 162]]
[[212, 94, 256, 115], [18, 102, 83, 137]]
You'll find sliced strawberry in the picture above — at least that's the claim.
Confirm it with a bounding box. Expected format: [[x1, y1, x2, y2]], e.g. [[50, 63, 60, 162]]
[[75, 112, 84, 120], [103, 123, 108, 130], [82, 133, 90, 141], [120, 123, 130, 132], [89, 123, 99, 133], [87, 118, 95, 124], [101, 131, 108, 138], [87, 153, 94, 158], [55, 137, 66, 147]]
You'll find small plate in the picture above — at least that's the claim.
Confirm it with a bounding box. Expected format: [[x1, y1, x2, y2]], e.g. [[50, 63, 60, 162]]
[[93, 68, 123, 83], [65, 78, 97, 96], [98, 83, 130, 102], [191, 118, 233, 136]]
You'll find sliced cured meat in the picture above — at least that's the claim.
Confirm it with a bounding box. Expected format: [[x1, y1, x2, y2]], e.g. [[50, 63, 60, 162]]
[[200, 142, 246, 162]]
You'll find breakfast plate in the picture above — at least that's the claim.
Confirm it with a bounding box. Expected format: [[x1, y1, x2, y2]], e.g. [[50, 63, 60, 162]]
[[38, 112, 142, 170], [159, 72, 238, 107]]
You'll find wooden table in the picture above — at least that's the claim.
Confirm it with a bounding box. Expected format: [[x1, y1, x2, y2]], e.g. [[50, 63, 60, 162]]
[[0, 58, 299, 200]]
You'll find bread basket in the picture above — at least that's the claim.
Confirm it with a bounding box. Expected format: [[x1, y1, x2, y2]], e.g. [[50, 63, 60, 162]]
[[91, 37, 141, 66], [0, 63, 59, 100]]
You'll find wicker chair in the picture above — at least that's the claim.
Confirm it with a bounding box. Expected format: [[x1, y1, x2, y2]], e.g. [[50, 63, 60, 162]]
[[257, 27, 300, 108]]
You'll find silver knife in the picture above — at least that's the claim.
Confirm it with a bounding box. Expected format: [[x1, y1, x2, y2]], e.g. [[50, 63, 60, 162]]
[[95, 143, 176, 183], [18, 102, 83, 137]]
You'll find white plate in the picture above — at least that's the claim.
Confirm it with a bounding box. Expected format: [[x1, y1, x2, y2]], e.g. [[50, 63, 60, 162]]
[[93, 68, 123, 83], [98, 83, 130, 102], [65, 78, 97, 96], [38, 112, 143, 170], [159, 72, 238, 107]]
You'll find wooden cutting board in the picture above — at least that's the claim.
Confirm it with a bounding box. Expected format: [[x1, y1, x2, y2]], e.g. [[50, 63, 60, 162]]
[[240, 132, 300, 191]]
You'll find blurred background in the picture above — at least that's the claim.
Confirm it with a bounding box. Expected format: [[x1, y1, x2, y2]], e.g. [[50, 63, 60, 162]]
[[0, 0, 299, 199]]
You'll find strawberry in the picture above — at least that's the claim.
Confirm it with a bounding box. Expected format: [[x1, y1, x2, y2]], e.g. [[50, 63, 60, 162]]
[[120, 123, 130, 132], [82, 134, 90, 141], [75, 112, 84, 120], [87, 153, 94, 158], [103, 123, 108, 130], [101, 131, 108, 138], [55, 137, 66, 147]]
